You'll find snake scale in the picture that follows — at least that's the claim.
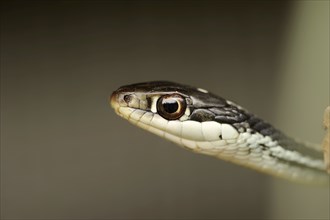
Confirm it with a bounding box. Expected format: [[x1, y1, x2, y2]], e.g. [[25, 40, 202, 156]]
[[110, 81, 329, 185]]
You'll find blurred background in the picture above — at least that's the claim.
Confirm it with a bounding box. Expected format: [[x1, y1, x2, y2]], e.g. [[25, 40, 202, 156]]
[[1, 1, 329, 219]]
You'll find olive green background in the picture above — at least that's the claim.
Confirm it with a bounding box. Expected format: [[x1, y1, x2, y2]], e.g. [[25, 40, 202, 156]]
[[1, 1, 329, 219]]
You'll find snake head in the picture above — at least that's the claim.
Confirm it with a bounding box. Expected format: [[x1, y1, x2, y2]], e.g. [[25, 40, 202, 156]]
[[110, 81, 244, 150]]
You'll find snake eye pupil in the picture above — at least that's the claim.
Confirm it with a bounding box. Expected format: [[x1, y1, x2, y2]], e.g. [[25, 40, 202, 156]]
[[157, 94, 187, 120], [163, 100, 179, 113]]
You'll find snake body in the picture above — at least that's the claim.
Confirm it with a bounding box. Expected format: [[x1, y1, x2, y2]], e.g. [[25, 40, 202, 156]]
[[110, 81, 329, 185]]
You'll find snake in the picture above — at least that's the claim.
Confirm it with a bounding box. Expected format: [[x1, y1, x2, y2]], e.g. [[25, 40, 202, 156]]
[[110, 81, 329, 185]]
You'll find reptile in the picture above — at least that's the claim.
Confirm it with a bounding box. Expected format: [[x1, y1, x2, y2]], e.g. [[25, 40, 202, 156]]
[[110, 81, 330, 185]]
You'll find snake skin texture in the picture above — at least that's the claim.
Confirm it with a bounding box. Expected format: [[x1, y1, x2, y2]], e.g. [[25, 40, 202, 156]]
[[111, 81, 329, 185]]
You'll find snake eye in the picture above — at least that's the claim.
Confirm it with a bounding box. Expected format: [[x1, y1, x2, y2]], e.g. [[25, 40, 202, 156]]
[[157, 94, 187, 120]]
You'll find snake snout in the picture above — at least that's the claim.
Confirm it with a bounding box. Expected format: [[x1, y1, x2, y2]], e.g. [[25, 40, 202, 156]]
[[110, 91, 121, 111], [110, 90, 136, 110]]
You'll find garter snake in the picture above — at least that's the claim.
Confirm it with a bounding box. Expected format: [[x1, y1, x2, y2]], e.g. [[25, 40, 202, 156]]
[[110, 81, 329, 185]]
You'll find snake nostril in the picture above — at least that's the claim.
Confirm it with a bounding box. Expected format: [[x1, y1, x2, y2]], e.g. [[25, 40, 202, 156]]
[[123, 94, 132, 104]]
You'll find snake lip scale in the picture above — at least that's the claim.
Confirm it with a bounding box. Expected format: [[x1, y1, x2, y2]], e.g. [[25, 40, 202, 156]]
[[110, 81, 329, 185]]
